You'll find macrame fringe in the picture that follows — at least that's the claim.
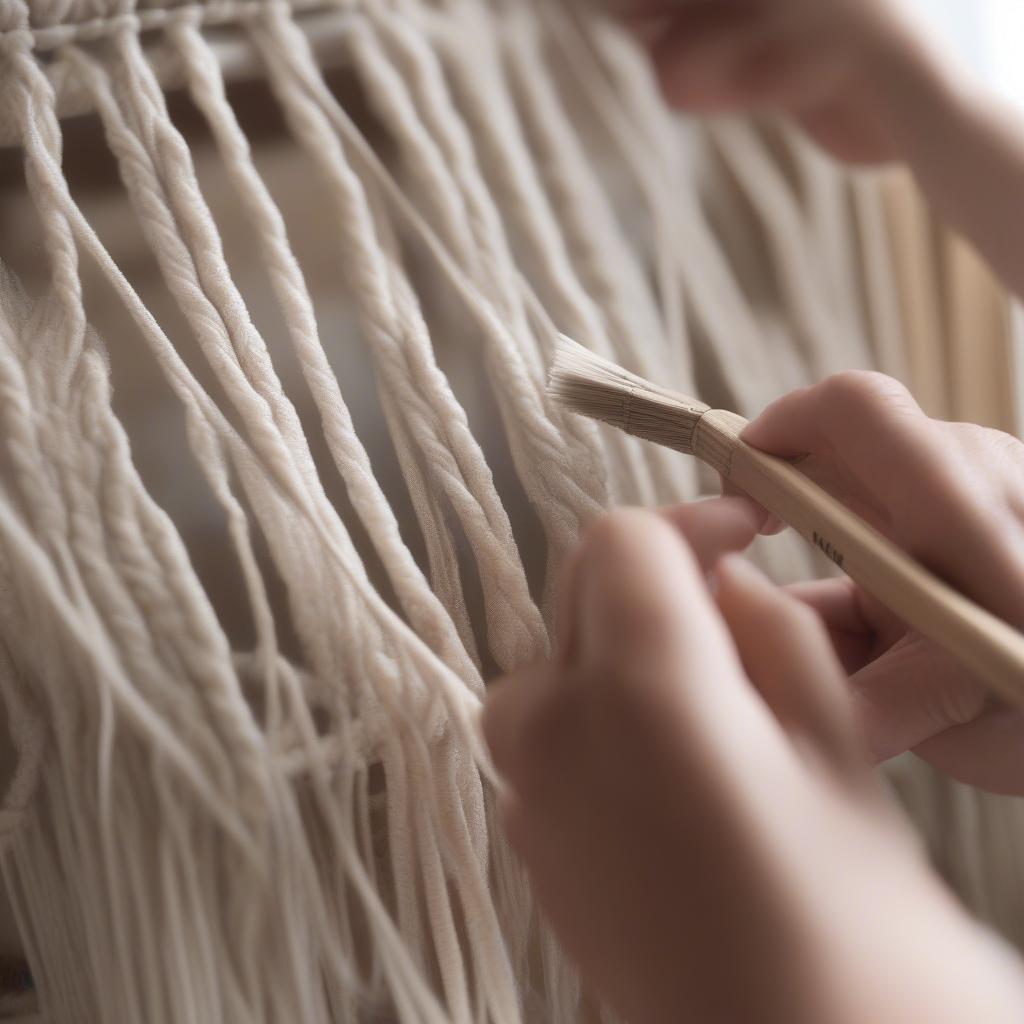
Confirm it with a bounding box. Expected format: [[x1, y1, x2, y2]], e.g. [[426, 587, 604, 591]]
[[1, 0, 1021, 1020]]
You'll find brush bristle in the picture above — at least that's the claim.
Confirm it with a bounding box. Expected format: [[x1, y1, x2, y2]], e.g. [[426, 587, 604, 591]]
[[547, 335, 710, 454]]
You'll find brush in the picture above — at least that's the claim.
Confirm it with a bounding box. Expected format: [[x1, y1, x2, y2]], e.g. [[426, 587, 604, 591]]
[[549, 334, 1024, 708]]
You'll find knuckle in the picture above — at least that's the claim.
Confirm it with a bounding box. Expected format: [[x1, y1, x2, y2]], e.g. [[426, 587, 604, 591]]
[[931, 675, 989, 729], [942, 425, 1024, 514], [821, 370, 912, 414], [990, 432, 1024, 467], [963, 424, 1024, 464], [992, 428, 1024, 459]]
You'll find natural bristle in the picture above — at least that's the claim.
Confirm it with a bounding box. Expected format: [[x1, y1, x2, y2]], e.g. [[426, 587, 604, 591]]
[[547, 334, 710, 455]]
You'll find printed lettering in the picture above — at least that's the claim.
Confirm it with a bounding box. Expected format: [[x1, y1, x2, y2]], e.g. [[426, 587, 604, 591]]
[[812, 531, 845, 570]]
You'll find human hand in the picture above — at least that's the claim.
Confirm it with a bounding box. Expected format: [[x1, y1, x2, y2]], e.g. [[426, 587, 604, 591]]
[[615, 0, 944, 163], [483, 497, 1020, 1023], [744, 371, 1024, 794], [613, 3, 1024, 301]]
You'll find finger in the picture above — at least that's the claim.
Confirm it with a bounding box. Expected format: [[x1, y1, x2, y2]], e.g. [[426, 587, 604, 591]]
[[482, 664, 553, 786], [785, 578, 865, 632], [573, 509, 737, 684], [715, 555, 864, 771], [740, 372, 941, 519], [744, 376, 1024, 621], [561, 499, 759, 666], [719, 477, 786, 535], [784, 578, 905, 674], [655, 496, 764, 570], [848, 634, 991, 764], [784, 454, 895, 537], [728, 453, 892, 542], [913, 705, 1024, 796], [785, 578, 875, 674]]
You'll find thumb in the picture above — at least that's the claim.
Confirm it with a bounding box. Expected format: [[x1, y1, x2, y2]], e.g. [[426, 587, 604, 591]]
[[850, 634, 991, 763]]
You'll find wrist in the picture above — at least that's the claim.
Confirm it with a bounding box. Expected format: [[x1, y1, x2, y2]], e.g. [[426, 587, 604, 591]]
[[867, 22, 1024, 296], [808, 850, 1024, 1024]]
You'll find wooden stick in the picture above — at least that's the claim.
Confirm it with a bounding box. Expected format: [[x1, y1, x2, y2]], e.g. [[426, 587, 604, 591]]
[[549, 335, 1024, 707]]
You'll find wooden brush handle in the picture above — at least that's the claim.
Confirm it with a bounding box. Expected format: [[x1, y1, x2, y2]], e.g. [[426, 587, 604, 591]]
[[694, 410, 1024, 708]]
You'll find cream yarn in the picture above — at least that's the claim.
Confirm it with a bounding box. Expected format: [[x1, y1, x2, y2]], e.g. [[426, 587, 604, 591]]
[[0, 0, 1022, 1020]]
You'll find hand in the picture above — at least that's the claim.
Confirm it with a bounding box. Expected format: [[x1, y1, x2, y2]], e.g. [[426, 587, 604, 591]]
[[744, 371, 1024, 794], [483, 498, 1022, 1023], [618, 0, 943, 164], [615, 1, 1024, 299]]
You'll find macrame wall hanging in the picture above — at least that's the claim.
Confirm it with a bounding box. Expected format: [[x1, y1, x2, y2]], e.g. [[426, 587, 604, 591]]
[[0, 0, 1021, 1020]]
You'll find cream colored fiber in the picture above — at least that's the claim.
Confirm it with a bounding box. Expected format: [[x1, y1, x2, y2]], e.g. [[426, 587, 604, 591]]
[[0, 0, 1021, 1020]]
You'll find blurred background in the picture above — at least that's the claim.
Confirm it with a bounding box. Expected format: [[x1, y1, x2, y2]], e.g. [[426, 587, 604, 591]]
[[912, 0, 1024, 108], [911, 0, 1024, 426]]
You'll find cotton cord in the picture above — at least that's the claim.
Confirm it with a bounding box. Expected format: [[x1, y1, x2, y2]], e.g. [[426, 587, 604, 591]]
[[0, 0, 990, 1020]]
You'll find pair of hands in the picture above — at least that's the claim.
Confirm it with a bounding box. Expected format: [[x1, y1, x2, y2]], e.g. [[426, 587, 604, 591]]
[[482, 3, 1024, 1018], [484, 372, 1024, 1023], [592, 0, 1024, 790]]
